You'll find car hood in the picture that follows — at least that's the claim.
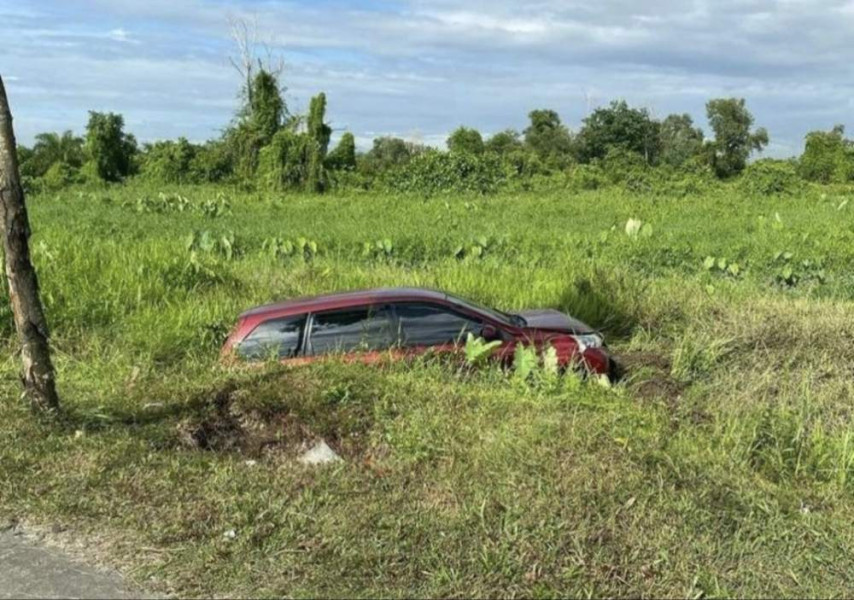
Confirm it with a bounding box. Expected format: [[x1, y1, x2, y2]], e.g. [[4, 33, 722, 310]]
[[515, 309, 596, 334]]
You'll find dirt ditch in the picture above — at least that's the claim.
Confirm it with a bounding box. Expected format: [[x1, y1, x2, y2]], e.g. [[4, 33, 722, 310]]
[[174, 372, 373, 460]]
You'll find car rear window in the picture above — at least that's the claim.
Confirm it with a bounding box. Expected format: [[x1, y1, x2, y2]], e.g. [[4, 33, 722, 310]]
[[393, 302, 482, 347], [238, 315, 305, 360], [309, 305, 395, 354]]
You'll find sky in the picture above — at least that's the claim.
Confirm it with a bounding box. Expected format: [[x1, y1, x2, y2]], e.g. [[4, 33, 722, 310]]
[[2, 0, 853, 156]]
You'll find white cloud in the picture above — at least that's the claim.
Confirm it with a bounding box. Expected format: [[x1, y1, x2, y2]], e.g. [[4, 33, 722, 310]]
[[2, 0, 853, 155]]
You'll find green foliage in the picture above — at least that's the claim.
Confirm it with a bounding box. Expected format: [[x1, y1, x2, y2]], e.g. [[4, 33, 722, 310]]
[[41, 161, 82, 191], [262, 236, 320, 260], [383, 150, 506, 195], [185, 230, 242, 261], [4, 184, 854, 599], [359, 136, 421, 176], [306, 93, 332, 193], [124, 192, 231, 217], [601, 146, 654, 192], [798, 126, 854, 184], [256, 129, 310, 191], [659, 113, 704, 168], [576, 100, 661, 165], [139, 138, 198, 184], [248, 70, 286, 144], [326, 132, 357, 171], [523, 109, 574, 169], [705, 98, 769, 178], [84, 111, 137, 182], [447, 126, 485, 155], [738, 159, 804, 196], [223, 122, 266, 183], [20, 130, 85, 178], [484, 129, 523, 156], [463, 333, 502, 366], [189, 140, 233, 183], [703, 255, 741, 278], [566, 163, 608, 191], [362, 238, 394, 260], [772, 251, 827, 287]]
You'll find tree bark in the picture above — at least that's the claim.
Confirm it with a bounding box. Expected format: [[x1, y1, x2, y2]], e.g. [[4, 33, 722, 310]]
[[0, 75, 60, 413]]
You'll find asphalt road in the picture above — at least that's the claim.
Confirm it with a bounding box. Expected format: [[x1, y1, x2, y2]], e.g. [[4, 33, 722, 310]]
[[0, 529, 143, 599]]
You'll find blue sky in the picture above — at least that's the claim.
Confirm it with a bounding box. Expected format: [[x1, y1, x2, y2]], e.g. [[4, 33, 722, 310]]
[[2, 0, 853, 156]]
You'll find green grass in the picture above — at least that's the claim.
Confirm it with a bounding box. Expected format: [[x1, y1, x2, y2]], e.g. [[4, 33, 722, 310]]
[[1, 183, 854, 597]]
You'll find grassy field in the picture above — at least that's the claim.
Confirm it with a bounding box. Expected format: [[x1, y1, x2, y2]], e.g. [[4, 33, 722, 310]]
[[1, 183, 854, 597]]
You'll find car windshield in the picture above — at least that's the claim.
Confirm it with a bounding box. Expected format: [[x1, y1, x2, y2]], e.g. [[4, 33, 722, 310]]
[[444, 292, 526, 327]]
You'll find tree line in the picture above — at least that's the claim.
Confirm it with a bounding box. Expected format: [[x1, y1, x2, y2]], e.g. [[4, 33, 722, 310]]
[[16, 68, 854, 195]]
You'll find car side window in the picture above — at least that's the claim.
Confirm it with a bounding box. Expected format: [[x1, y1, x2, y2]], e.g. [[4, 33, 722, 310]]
[[393, 302, 483, 347], [238, 315, 306, 360], [309, 305, 395, 355]]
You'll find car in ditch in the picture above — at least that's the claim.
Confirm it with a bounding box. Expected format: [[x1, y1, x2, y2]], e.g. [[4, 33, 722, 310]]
[[222, 287, 615, 376]]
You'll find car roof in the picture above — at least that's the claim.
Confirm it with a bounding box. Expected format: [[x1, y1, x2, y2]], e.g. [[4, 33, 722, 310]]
[[240, 287, 451, 319]]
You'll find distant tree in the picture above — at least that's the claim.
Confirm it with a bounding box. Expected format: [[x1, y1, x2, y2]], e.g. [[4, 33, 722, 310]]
[[23, 131, 85, 178], [139, 137, 198, 183], [84, 111, 137, 182], [257, 128, 310, 190], [224, 69, 288, 182], [447, 126, 484, 155], [190, 140, 233, 183], [327, 132, 356, 170], [228, 15, 285, 113], [249, 70, 286, 145], [576, 100, 660, 165], [41, 161, 81, 190], [485, 129, 523, 156], [360, 136, 416, 175], [798, 125, 854, 183], [305, 92, 332, 192], [659, 114, 704, 168], [523, 109, 573, 168], [705, 98, 768, 178]]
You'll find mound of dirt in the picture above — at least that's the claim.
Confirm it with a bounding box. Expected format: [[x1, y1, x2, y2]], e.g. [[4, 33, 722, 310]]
[[175, 377, 352, 460]]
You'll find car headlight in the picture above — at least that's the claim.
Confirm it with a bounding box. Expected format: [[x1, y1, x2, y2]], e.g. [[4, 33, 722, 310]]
[[570, 333, 603, 351]]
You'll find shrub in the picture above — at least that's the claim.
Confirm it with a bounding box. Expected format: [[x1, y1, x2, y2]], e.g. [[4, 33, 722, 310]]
[[798, 126, 854, 184], [41, 161, 81, 190], [139, 138, 198, 184], [382, 150, 506, 195], [566, 164, 608, 191], [256, 129, 311, 191], [738, 159, 804, 196]]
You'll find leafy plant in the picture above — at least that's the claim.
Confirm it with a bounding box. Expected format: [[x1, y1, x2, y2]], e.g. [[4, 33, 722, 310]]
[[463, 333, 502, 366], [362, 239, 394, 260], [185, 230, 240, 260], [703, 256, 741, 277], [261, 236, 319, 260]]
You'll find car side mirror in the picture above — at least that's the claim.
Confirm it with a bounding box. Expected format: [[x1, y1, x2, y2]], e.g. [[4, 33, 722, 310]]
[[481, 324, 500, 341]]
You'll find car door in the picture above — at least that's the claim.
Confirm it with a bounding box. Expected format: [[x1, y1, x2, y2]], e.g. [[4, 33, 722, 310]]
[[305, 304, 397, 363], [390, 301, 496, 361], [235, 314, 308, 363]]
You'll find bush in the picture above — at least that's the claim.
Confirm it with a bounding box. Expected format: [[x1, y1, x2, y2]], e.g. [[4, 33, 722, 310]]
[[738, 159, 804, 196], [798, 127, 854, 184], [189, 141, 233, 183], [382, 150, 506, 195], [41, 161, 81, 191], [256, 129, 312, 191], [139, 138, 198, 184], [566, 164, 608, 191]]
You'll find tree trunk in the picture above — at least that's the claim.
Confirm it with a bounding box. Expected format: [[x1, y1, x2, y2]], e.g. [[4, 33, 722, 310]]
[[0, 75, 60, 413]]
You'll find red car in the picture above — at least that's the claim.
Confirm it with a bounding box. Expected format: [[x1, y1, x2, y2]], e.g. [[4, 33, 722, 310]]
[[222, 287, 614, 376]]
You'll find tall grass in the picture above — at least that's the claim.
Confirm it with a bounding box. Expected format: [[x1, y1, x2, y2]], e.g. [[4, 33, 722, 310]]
[[0, 183, 853, 597]]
